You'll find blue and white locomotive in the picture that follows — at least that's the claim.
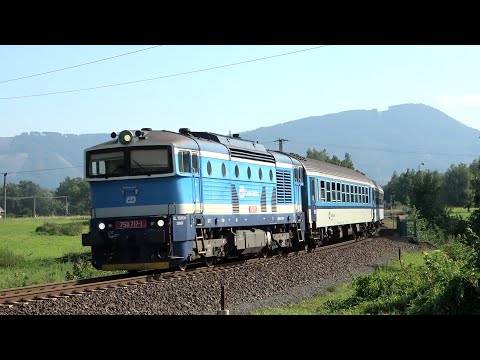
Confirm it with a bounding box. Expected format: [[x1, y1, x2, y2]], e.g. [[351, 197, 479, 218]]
[[82, 128, 384, 271]]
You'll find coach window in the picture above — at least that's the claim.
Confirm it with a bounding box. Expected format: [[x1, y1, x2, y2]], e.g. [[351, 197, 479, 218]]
[[326, 181, 331, 202], [366, 188, 369, 203], [269, 169, 273, 181], [222, 163, 226, 177], [235, 165, 240, 178], [345, 184, 350, 203], [331, 181, 336, 202], [294, 167, 303, 184], [311, 178, 316, 202], [336, 183, 341, 202], [320, 180, 326, 202], [350, 185, 354, 203], [342, 184, 345, 202], [259, 168, 263, 180], [178, 151, 191, 173], [207, 161, 212, 176], [192, 154, 198, 174], [247, 167, 252, 179], [363, 187, 366, 203]]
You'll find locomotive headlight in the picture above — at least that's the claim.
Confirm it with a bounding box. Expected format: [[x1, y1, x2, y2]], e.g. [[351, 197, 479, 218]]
[[98, 222, 106, 230], [157, 219, 165, 227], [118, 130, 133, 145]]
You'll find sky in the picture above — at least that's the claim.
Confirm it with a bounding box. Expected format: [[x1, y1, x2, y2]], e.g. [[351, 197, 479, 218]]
[[1, 45, 480, 137]]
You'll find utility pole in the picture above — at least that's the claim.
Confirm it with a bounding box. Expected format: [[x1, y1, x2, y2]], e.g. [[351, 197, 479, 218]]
[[390, 194, 395, 215], [3, 173, 6, 220], [33, 196, 36, 217], [274, 138, 289, 152], [65, 196, 68, 216]]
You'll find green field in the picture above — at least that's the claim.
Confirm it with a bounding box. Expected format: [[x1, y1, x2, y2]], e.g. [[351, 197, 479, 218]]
[[449, 207, 477, 219], [0, 216, 122, 289]]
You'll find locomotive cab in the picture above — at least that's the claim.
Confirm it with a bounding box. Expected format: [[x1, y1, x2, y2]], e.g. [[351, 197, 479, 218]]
[[82, 129, 199, 271]]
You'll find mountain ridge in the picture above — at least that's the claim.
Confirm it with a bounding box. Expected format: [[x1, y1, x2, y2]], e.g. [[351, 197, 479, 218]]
[[1, 103, 478, 188]]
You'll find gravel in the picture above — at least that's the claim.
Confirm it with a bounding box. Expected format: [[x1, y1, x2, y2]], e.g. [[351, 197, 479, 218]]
[[0, 236, 421, 315]]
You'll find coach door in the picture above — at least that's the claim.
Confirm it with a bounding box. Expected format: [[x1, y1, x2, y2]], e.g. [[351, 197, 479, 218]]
[[309, 176, 316, 222], [293, 166, 303, 213], [178, 150, 202, 214], [191, 151, 202, 213]]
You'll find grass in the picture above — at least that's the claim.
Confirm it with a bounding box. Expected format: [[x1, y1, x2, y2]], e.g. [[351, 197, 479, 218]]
[[449, 207, 477, 220], [254, 251, 425, 315], [0, 216, 123, 289]]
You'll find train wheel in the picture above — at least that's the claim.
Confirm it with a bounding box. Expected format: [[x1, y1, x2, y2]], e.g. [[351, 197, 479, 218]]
[[260, 246, 269, 258], [178, 260, 188, 271], [276, 246, 283, 256], [203, 256, 215, 267], [302, 242, 309, 251]]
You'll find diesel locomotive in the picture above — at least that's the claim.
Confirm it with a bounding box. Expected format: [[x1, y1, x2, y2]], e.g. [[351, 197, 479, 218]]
[[82, 128, 384, 271]]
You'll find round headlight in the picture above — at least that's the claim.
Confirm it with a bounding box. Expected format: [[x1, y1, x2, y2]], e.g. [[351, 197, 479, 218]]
[[157, 219, 165, 227], [98, 222, 106, 230], [118, 130, 133, 145]]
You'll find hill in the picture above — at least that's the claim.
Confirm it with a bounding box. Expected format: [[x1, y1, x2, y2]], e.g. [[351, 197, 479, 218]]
[[240, 103, 480, 184], [1, 104, 478, 189], [0, 132, 106, 189]]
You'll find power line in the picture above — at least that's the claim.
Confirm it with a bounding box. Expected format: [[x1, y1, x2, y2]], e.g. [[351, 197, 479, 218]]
[[286, 140, 480, 158], [0, 45, 331, 100], [0, 45, 163, 84], [1, 165, 82, 175]]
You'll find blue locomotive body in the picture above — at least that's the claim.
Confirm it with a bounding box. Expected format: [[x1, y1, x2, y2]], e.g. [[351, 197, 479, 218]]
[[82, 128, 307, 270]]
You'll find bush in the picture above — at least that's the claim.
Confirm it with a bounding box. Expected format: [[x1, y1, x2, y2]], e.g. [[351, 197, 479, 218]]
[[324, 238, 480, 315], [59, 252, 98, 280], [0, 248, 25, 268], [36, 222, 84, 236]]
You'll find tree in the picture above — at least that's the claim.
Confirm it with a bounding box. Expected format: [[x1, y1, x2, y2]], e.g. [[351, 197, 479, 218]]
[[340, 152, 354, 170], [55, 177, 91, 215], [469, 158, 480, 208], [306, 148, 331, 162], [383, 169, 417, 205], [1, 180, 61, 217], [441, 163, 472, 208], [306, 148, 356, 169], [410, 170, 446, 223], [331, 155, 341, 166]]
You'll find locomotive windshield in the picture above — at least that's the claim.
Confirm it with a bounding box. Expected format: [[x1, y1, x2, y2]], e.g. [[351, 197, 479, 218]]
[[87, 146, 173, 178]]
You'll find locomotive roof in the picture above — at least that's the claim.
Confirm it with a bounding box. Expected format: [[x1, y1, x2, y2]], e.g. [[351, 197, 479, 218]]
[[189, 131, 268, 152], [85, 130, 201, 152], [269, 150, 302, 166], [85, 129, 270, 160]]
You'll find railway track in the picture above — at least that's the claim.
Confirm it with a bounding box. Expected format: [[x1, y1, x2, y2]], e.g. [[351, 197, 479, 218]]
[[0, 236, 375, 307]]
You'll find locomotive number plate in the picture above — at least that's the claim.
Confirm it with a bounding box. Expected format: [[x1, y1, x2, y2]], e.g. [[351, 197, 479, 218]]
[[115, 219, 147, 229]]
